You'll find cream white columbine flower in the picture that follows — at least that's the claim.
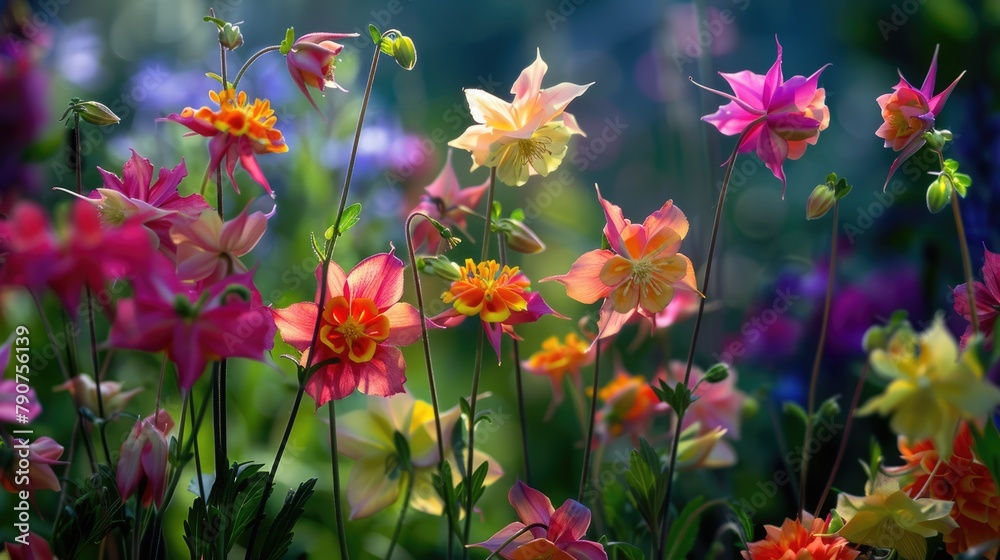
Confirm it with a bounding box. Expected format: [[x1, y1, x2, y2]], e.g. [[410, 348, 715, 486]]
[[448, 49, 591, 187]]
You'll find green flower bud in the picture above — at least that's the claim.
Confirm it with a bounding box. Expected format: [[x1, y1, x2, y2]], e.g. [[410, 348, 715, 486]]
[[926, 174, 952, 214], [418, 255, 462, 282], [219, 22, 244, 50], [497, 218, 545, 254], [391, 35, 416, 71], [806, 183, 836, 220], [704, 363, 729, 383], [862, 325, 886, 353], [76, 100, 121, 127]]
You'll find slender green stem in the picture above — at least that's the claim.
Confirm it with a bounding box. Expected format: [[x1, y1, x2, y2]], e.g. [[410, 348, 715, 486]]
[[385, 467, 415, 560], [404, 212, 454, 560], [799, 201, 839, 517], [482, 523, 548, 560], [462, 330, 485, 559], [231, 45, 281, 90], [657, 119, 759, 559], [578, 343, 601, 503], [498, 237, 531, 484], [480, 169, 497, 262], [73, 113, 82, 194], [85, 286, 113, 465], [329, 401, 351, 560], [935, 148, 980, 336], [813, 361, 869, 518], [213, 43, 230, 483], [190, 392, 207, 504]]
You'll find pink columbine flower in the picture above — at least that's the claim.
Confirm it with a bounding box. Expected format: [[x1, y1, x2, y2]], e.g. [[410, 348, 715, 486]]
[[285, 32, 358, 114], [877, 46, 964, 189], [54, 374, 142, 418], [0, 334, 41, 425], [108, 254, 276, 391], [471, 481, 607, 560], [271, 248, 426, 406], [0, 202, 59, 292], [543, 186, 700, 344], [171, 205, 270, 284], [408, 149, 490, 254], [0, 435, 65, 493], [953, 245, 1000, 349], [695, 37, 830, 196], [117, 410, 173, 509], [5, 532, 55, 560]]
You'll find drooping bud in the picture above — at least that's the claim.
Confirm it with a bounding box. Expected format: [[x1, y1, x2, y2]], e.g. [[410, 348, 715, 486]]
[[926, 174, 952, 214], [391, 35, 417, 71], [497, 218, 545, 254]]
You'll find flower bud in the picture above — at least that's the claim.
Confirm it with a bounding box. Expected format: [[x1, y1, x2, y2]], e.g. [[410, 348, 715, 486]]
[[704, 363, 729, 383], [926, 174, 952, 214], [497, 218, 545, 254], [219, 22, 244, 50], [818, 396, 841, 418], [806, 183, 836, 220], [391, 35, 417, 71], [418, 255, 462, 281], [922, 128, 950, 151], [76, 100, 121, 127], [862, 325, 886, 353]]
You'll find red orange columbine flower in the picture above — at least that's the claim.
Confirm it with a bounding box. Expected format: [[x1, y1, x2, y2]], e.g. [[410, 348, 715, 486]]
[[522, 332, 594, 420], [163, 87, 287, 198], [742, 512, 859, 560], [593, 372, 668, 443], [543, 186, 699, 343], [272, 249, 426, 406], [434, 258, 558, 361], [285, 32, 358, 114]]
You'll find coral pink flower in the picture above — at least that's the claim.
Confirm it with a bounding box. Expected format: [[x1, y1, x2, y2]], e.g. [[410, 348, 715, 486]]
[[0, 203, 60, 292], [876, 45, 964, 188], [434, 259, 559, 361], [471, 481, 607, 560], [285, 32, 358, 113], [0, 435, 65, 493], [163, 88, 287, 197], [117, 410, 174, 509], [449, 50, 591, 187], [522, 332, 594, 420], [742, 512, 860, 560], [0, 334, 41, 425], [4, 532, 54, 560], [171, 205, 270, 284], [696, 37, 830, 195], [54, 374, 142, 419], [664, 361, 746, 439], [408, 149, 490, 254], [953, 245, 1000, 349], [271, 249, 425, 406], [109, 255, 276, 391], [543, 186, 699, 343], [593, 371, 669, 443]]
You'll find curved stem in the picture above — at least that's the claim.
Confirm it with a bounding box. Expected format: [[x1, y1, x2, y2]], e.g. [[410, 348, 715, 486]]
[[933, 149, 978, 335], [578, 343, 602, 503], [231, 45, 281, 90], [462, 330, 485, 559], [404, 212, 453, 559], [798, 201, 839, 517], [498, 237, 531, 484], [813, 361, 869, 518], [329, 401, 351, 560], [657, 120, 759, 559], [385, 467, 415, 560]]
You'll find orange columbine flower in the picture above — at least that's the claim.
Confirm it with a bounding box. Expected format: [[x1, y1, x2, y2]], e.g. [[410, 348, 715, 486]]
[[742, 512, 859, 560], [433, 259, 558, 361], [890, 422, 1000, 559], [163, 87, 288, 198], [522, 333, 595, 420], [593, 372, 668, 443]]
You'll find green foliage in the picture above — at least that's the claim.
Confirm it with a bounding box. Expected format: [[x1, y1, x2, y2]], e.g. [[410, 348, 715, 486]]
[[258, 479, 318, 560], [625, 438, 669, 543], [663, 496, 705, 560], [52, 465, 128, 560], [182, 462, 268, 559], [279, 27, 295, 55], [324, 203, 363, 240], [654, 380, 695, 417], [970, 419, 1000, 490], [600, 537, 646, 560]]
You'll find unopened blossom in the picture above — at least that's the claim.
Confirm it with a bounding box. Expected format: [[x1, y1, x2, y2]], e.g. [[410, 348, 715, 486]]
[[696, 37, 830, 195], [285, 32, 358, 114], [435, 259, 559, 361], [522, 332, 594, 420], [953, 245, 1000, 349], [674, 423, 735, 470], [741, 512, 859, 560], [449, 50, 591, 187], [337, 392, 502, 519], [0, 436, 64, 493], [117, 410, 173, 509], [171, 205, 270, 284], [163, 87, 287, 197], [471, 481, 607, 560], [272, 249, 426, 406], [408, 149, 489, 254], [544, 186, 700, 343], [54, 374, 142, 418], [876, 45, 964, 188]]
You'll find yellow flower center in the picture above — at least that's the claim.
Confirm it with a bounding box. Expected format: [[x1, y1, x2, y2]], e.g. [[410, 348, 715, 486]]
[[184, 88, 288, 154], [319, 296, 390, 363], [442, 259, 529, 322], [515, 137, 552, 165]]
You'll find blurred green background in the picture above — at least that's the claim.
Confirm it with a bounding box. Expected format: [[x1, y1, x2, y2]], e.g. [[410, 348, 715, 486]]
[[2, 0, 999, 557]]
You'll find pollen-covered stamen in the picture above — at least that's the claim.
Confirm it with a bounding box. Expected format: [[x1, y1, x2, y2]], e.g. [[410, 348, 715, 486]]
[[516, 136, 552, 165], [319, 296, 390, 363]]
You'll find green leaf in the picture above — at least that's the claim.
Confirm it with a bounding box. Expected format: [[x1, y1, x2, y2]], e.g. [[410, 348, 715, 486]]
[[492, 200, 502, 220], [867, 438, 883, 484], [654, 380, 693, 416], [606, 541, 646, 560], [970, 420, 1000, 490], [279, 27, 295, 55], [664, 495, 706, 560], [379, 37, 395, 57], [338, 203, 363, 235], [833, 177, 852, 200], [783, 401, 809, 427], [727, 500, 754, 548], [510, 208, 526, 222], [258, 479, 318, 560], [368, 24, 381, 45], [944, 158, 960, 173], [393, 430, 411, 469], [953, 173, 972, 196], [203, 16, 225, 27]]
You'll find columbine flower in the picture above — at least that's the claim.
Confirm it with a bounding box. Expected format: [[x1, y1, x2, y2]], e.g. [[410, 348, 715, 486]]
[[272, 249, 426, 406], [888, 422, 1000, 558], [835, 474, 957, 560], [117, 410, 173, 509], [0, 436, 64, 493], [741, 512, 859, 560], [54, 374, 142, 418], [408, 149, 489, 254], [285, 32, 358, 113], [695, 37, 830, 195], [953, 245, 1000, 349], [593, 372, 669, 443], [543, 186, 700, 343], [856, 316, 1000, 458], [163, 87, 288, 198], [170, 205, 270, 284], [337, 392, 502, 519], [471, 481, 607, 560], [109, 255, 276, 391], [522, 332, 594, 420], [434, 259, 558, 361], [675, 423, 735, 470], [448, 49, 591, 187], [0, 202, 58, 292], [876, 45, 964, 188]]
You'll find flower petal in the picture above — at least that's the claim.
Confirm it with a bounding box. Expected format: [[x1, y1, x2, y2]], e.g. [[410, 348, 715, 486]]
[[346, 250, 405, 310]]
